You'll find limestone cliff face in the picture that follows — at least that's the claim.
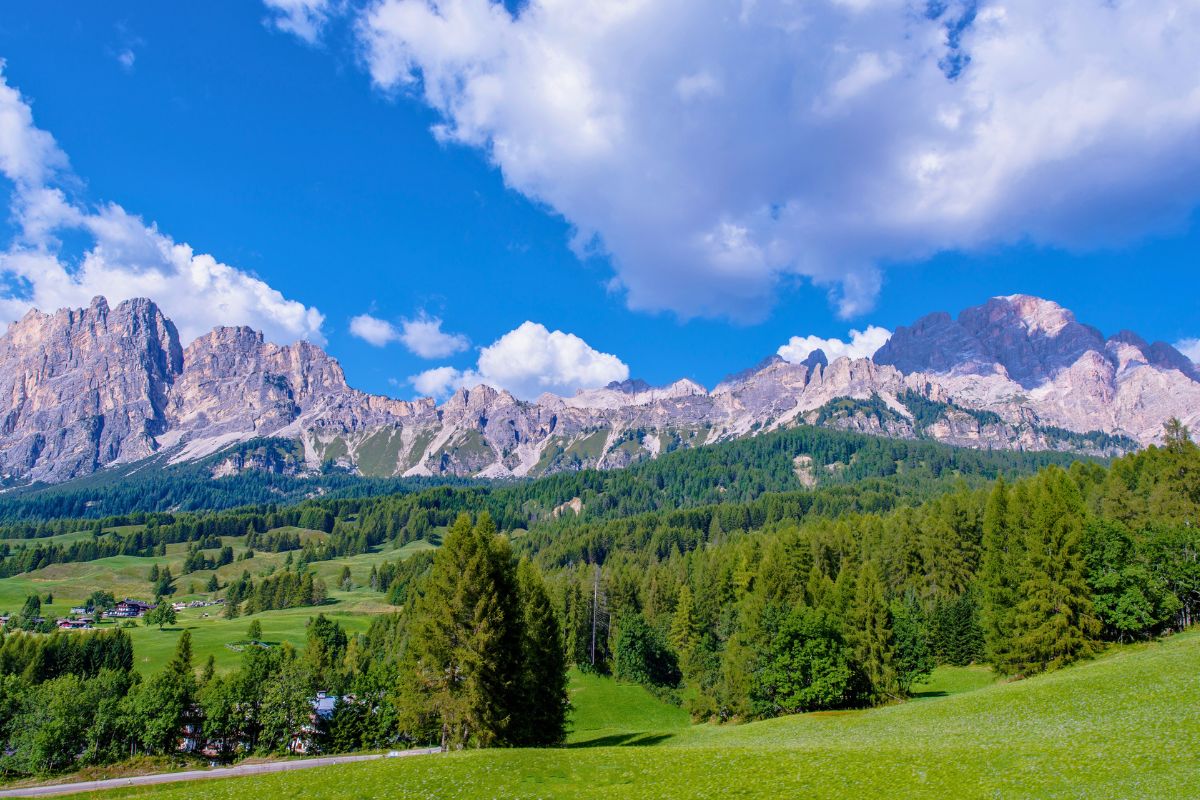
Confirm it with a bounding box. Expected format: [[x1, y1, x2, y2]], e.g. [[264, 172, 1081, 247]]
[[875, 295, 1200, 445], [0, 294, 1197, 486], [0, 297, 182, 483]]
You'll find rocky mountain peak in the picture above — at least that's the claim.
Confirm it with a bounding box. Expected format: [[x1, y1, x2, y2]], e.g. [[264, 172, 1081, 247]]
[[875, 294, 1110, 388], [0, 296, 183, 483], [0, 294, 1196, 485]]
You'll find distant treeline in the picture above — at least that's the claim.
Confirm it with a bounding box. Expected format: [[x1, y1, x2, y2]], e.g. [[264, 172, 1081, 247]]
[[0, 438, 474, 522], [0, 426, 1088, 579]]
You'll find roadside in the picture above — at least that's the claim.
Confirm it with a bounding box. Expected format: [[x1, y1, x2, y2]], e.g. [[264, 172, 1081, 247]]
[[0, 749, 440, 798]]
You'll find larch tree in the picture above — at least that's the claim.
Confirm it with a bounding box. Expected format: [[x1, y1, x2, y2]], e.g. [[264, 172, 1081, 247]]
[[847, 560, 898, 700], [979, 478, 1021, 670]]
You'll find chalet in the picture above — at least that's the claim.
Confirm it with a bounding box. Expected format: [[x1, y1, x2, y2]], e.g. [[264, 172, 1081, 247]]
[[56, 617, 93, 630], [106, 598, 155, 618], [70, 606, 88, 615], [288, 691, 340, 754]]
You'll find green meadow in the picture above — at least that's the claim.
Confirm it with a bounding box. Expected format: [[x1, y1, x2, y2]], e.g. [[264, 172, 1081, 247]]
[[77, 630, 1200, 799], [0, 528, 435, 673]]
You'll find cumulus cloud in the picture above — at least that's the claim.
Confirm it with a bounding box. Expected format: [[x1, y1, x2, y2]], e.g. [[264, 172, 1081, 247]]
[[263, 0, 336, 44], [399, 312, 469, 358], [350, 310, 469, 357], [1177, 338, 1200, 365], [410, 364, 466, 397], [778, 325, 892, 364], [355, 0, 1200, 320], [0, 66, 324, 345], [349, 313, 401, 346], [409, 320, 628, 399]]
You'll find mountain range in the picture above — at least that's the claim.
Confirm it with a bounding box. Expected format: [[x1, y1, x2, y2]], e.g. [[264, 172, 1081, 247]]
[[1, 294, 1196, 487]]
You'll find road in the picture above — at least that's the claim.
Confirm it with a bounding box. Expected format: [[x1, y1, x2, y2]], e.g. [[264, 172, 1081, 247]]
[[0, 748, 441, 798]]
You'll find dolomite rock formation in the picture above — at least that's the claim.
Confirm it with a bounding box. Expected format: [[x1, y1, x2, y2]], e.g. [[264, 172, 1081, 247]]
[[0, 294, 1196, 486]]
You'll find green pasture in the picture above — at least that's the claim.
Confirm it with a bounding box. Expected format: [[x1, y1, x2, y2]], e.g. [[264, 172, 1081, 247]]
[[81, 631, 1200, 799]]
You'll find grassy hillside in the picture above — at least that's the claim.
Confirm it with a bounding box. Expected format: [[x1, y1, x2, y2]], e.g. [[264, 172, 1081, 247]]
[[0, 530, 435, 674], [80, 631, 1200, 799]]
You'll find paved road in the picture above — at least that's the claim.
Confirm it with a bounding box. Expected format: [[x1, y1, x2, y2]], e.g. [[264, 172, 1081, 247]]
[[0, 748, 441, 798]]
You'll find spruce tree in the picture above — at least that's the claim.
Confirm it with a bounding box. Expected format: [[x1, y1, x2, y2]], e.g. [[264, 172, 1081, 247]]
[[1008, 468, 1101, 675], [406, 512, 521, 749], [513, 559, 569, 746]]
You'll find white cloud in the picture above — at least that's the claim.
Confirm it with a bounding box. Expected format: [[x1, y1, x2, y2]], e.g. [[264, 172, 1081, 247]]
[[263, 0, 336, 44], [1177, 338, 1200, 364], [410, 364, 467, 397], [0, 66, 324, 345], [409, 320, 628, 400], [778, 325, 892, 364], [349, 313, 401, 346], [0, 63, 68, 187], [399, 312, 469, 358], [350, 310, 469, 357], [356, 0, 1200, 320], [117, 49, 136, 72]]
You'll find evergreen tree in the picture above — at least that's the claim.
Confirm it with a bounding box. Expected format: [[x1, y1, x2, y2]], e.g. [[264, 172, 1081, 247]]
[[307, 614, 348, 691], [669, 583, 702, 663], [19, 593, 41, 622], [979, 479, 1020, 669], [846, 561, 898, 700], [512, 559, 569, 746], [1007, 468, 1101, 675], [405, 512, 522, 749], [136, 631, 195, 753]]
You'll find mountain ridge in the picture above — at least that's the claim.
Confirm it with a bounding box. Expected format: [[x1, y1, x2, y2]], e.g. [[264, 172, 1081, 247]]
[[0, 293, 1195, 486]]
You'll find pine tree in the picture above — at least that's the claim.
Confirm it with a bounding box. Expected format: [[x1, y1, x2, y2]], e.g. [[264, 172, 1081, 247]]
[[1008, 468, 1101, 675], [846, 561, 898, 700], [512, 559, 569, 746]]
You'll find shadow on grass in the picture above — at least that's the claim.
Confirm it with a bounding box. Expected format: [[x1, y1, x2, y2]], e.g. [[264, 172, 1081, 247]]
[[568, 732, 676, 748], [910, 690, 948, 699]]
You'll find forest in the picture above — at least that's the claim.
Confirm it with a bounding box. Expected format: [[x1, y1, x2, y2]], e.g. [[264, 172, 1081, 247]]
[[0, 421, 1196, 777]]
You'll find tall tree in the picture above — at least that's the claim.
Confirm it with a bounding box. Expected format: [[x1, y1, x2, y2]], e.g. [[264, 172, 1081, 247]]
[[1008, 468, 1100, 675], [512, 559, 569, 746], [135, 631, 196, 753], [979, 478, 1020, 669], [405, 512, 521, 749], [846, 561, 898, 700]]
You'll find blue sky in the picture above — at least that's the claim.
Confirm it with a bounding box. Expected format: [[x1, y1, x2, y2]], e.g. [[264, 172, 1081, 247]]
[[0, 1, 1197, 400]]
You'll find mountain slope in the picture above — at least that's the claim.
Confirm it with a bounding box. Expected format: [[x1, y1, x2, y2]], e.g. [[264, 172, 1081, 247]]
[[0, 294, 1195, 486]]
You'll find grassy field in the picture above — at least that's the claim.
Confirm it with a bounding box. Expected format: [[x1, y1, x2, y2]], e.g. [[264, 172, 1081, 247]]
[[0, 531, 435, 673], [74, 630, 1200, 799]]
